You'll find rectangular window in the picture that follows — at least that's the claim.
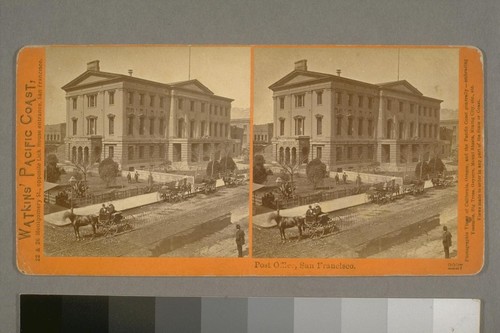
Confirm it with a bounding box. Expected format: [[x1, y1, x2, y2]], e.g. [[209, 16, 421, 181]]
[[316, 91, 323, 105], [72, 119, 77, 135], [128, 92, 134, 105], [178, 98, 183, 110], [410, 122, 415, 137], [139, 117, 145, 135], [160, 97, 164, 108], [399, 121, 404, 139], [201, 103, 205, 112], [410, 103, 414, 113], [139, 94, 145, 106], [87, 94, 97, 108], [358, 95, 363, 107], [72, 97, 77, 110], [279, 119, 285, 136], [109, 117, 114, 135], [348, 117, 353, 135], [159, 118, 164, 135], [336, 147, 343, 161], [109, 91, 115, 105], [316, 117, 322, 135], [128, 118, 134, 135], [294, 118, 304, 135], [336, 117, 342, 135], [190, 120, 195, 138], [201, 121, 206, 136], [190, 100, 195, 111], [109, 146, 114, 158], [139, 146, 144, 159], [279, 97, 285, 109], [336, 92, 342, 105], [358, 146, 363, 159], [399, 101, 403, 112], [316, 146, 322, 160], [358, 118, 363, 136], [87, 117, 96, 135], [150, 118, 155, 135], [150, 145, 154, 158], [348, 94, 353, 106], [347, 146, 352, 159], [149, 95, 154, 107], [387, 99, 392, 110], [368, 119, 373, 136], [294, 94, 305, 108], [368, 97, 373, 109], [159, 145, 165, 158]]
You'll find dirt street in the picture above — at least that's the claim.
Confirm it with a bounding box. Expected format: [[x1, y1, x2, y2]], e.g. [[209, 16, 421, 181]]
[[253, 185, 457, 258], [44, 185, 249, 257]]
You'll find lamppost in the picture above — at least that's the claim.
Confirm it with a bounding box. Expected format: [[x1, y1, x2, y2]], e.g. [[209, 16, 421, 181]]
[[69, 176, 77, 213]]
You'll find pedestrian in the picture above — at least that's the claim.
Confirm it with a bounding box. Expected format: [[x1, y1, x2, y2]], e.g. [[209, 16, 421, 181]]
[[356, 173, 362, 187], [442, 226, 452, 258], [99, 204, 107, 220], [127, 172, 132, 183], [335, 173, 340, 184], [134, 171, 139, 183], [343, 172, 348, 184], [235, 224, 245, 257]]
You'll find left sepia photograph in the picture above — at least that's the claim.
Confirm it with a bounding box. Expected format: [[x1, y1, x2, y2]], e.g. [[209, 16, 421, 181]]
[[42, 46, 250, 258]]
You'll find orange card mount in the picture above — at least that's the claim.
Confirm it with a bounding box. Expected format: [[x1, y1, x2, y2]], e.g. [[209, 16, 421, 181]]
[[16, 45, 484, 276]]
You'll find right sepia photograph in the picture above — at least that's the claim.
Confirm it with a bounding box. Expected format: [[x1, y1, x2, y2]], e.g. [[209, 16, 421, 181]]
[[252, 46, 459, 259]]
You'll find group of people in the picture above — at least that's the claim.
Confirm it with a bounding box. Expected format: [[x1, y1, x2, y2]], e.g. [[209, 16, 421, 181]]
[[99, 202, 116, 220], [127, 171, 140, 183], [305, 203, 323, 223], [334, 172, 349, 185]]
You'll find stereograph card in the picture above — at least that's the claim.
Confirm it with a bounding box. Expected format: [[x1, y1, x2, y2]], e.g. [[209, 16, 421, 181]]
[[15, 45, 484, 276]]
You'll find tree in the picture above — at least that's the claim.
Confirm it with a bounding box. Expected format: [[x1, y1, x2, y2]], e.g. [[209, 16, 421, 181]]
[[278, 156, 307, 185], [206, 160, 221, 178], [98, 157, 119, 187], [415, 161, 430, 180], [46, 154, 61, 182], [220, 156, 237, 174], [428, 156, 446, 175], [306, 158, 327, 189], [253, 154, 269, 184]]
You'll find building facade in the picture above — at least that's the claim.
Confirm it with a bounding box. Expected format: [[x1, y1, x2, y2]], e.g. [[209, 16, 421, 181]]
[[269, 60, 442, 171], [254, 123, 273, 145], [230, 118, 250, 150], [45, 122, 67, 161], [62, 60, 233, 171], [440, 118, 458, 158]]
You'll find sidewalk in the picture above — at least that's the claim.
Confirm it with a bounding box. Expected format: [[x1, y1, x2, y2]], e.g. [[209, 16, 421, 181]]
[[46, 178, 233, 227], [45, 192, 160, 227], [252, 180, 434, 228]]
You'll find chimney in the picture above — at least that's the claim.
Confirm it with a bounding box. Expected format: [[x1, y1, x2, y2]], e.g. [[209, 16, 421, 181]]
[[128, 69, 133, 76], [294, 59, 308, 71], [87, 60, 100, 71], [336, 69, 341, 76]]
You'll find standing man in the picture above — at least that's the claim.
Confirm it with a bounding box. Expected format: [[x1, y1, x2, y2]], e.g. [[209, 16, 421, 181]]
[[335, 173, 340, 185], [235, 224, 245, 257], [134, 171, 139, 183], [442, 226, 452, 258], [342, 172, 348, 184]]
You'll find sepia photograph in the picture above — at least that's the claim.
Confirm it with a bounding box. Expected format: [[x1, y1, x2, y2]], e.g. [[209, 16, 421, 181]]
[[41, 46, 250, 258], [252, 47, 459, 259]]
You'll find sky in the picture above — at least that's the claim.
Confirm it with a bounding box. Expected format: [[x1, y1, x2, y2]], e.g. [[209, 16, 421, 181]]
[[253, 46, 459, 124], [45, 46, 250, 124]]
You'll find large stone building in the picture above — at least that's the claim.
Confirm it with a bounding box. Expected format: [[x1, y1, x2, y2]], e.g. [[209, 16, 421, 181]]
[[230, 118, 250, 150], [254, 123, 273, 145], [62, 60, 233, 171], [269, 60, 442, 171]]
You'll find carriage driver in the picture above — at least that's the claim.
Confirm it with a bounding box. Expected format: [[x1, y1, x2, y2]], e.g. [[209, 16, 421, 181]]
[[305, 205, 315, 224], [99, 204, 107, 220]]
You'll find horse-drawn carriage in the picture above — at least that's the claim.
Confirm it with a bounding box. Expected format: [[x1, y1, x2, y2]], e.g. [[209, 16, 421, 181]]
[[63, 209, 132, 241], [305, 213, 340, 239], [222, 174, 246, 187], [98, 210, 127, 236], [195, 178, 217, 194], [157, 179, 193, 202], [366, 182, 400, 204], [431, 174, 454, 188]]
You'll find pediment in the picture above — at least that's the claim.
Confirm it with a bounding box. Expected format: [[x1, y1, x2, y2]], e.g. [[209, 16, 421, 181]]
[[169, 79, 214, 95], [269, 71, 332, 90], [378, 80, 423, 96], [62, 71, 121, 91]]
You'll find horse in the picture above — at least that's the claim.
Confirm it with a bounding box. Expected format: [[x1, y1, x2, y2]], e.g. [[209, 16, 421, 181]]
[[267, 209, 305, 242], [62, 211, 99, 241]]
